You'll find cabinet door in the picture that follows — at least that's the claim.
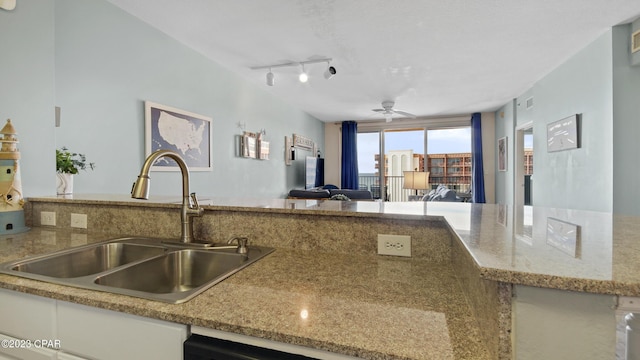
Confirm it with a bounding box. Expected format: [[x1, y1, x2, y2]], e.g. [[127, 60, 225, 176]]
[[0, 333, 57, 360], [57, 301, 187, 360], [0, 289, 56, 341]]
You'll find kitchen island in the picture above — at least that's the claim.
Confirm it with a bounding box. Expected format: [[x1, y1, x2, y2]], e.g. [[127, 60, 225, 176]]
[[1, 195, 638, 359]]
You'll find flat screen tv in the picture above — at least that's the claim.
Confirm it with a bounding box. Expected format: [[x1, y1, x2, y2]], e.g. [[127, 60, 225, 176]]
[[305, 156, 324, 189]]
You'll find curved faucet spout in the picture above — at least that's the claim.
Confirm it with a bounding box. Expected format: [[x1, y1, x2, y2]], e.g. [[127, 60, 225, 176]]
[[131, 149, 204, 243]]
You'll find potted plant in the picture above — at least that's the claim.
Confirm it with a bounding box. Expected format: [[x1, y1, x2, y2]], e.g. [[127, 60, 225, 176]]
[[56, 147, 95, 195]]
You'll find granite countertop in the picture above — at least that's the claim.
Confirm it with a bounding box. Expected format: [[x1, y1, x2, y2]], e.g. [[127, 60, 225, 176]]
[[0, 227, 489, 360], [4, 195, 638, 358], [29, 195, 640, 296]]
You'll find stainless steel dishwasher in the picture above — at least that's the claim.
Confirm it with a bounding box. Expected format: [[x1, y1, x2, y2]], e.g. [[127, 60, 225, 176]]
[[183, 334, 317, 360]]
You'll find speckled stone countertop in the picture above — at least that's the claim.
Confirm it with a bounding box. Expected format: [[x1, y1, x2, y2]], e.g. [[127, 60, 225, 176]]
[[9, 195, 640, 360], [30, 195, 640, 296], [0, 227, 489, 360]]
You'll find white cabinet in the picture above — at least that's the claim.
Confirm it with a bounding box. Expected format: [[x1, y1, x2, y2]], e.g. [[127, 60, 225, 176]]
[[0, 289, 57, 360], [0, 289, 187, 360], [0, 333, 57, 360], [512, 285, 617, 360], [0, 289, 56, 340], [57, 301, 187, 360]]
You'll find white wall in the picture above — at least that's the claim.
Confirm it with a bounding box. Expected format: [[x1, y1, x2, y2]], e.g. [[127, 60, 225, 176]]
[[497, 31, 616, 212], [612, 24, 640, 215], [53, 0, 324, 199], [1, 0, 324, 199], [531, 31, 613, 212], [324, 123, 341, 186], [494, 100, 516, 205], [0, 2, 56, 196]]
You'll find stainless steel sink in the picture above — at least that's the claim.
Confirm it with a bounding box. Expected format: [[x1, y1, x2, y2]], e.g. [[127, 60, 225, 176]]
[[0, 237, 274, 304], [10, 242, 166, 278]]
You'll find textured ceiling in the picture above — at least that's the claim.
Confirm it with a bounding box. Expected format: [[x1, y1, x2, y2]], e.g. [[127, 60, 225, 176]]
[[106, 0, 640, 122]]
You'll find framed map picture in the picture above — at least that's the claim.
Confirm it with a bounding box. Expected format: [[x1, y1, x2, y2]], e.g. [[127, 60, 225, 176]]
[[145, 101, 212, 171]]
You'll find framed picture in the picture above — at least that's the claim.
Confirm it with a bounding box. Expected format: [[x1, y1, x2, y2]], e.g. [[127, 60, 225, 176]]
[[547, 114, 579, 152], [241, 132, 257, 159], [498, 137, 507, 171], [145, 101, 212, 171], [258, 139, 270, 160], [632, 28, 640, 53]]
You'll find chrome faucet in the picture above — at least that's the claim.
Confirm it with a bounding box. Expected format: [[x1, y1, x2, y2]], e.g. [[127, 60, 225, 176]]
[[131, 149, 204, 243]]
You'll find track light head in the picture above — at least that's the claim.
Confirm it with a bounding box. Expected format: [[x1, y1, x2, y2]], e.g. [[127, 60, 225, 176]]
[[324, 65, 336, 79], [299, 64, 308, 83], [266, 70, 274, 86]]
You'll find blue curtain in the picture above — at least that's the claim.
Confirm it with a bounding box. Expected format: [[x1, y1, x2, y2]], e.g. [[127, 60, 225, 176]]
[[341, 121, 359, 189], [471, 113, 486, 203]]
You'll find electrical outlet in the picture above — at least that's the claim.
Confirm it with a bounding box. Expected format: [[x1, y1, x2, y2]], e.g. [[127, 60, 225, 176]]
[[377, 234, 411, 257], [41, 211, 56, 226], [70, 213, 87, 229]]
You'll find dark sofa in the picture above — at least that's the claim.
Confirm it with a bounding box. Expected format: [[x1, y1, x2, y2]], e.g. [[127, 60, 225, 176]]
[[422, 184, 465, 202], [288, 188, 373, 200]]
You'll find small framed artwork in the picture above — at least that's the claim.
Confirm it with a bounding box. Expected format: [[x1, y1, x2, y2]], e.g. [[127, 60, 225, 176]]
[[547, 114, 579, 152], [632, 28, 640, 53], [145, 101, 212, 171], [546, 217, 581, 258], [258, 139, 270, 160], [498, 137, 507, 171], [241, 133, 257, 158], [293, 133, 314, 150]]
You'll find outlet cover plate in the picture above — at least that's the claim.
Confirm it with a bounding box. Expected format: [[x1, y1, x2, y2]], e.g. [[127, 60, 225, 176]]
[[377, 234, 411, 257], [41, 211, 56, 226], [70, 213, 88, 229]]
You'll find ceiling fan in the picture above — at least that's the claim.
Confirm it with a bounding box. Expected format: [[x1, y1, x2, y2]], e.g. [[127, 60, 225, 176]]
[[372, 101, 416, 122]]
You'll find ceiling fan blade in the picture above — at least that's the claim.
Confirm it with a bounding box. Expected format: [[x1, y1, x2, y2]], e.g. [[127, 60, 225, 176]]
[[372, 108, 385, 112], [393, 110, 416, 118]]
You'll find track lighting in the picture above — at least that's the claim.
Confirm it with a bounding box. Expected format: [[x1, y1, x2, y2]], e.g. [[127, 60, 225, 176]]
[[266, 68, 274, 86], [324, 62, 336, 79], [299, 64, 308, 83], [250, 57, 335, 86]]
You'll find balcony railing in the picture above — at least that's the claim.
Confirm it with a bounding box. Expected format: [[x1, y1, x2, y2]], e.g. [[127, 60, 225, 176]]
[[358, 175, 471, 202]]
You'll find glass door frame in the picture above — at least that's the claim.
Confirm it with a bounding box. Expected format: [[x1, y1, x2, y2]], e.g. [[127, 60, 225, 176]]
[[357, 116, 470, 201]]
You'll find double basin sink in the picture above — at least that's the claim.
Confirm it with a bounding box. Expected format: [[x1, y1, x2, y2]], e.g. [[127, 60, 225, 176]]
[[0, 238, 274, 303]]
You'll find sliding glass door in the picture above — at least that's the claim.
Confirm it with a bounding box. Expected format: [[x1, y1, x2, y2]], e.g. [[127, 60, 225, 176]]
[[426, 128, 472, 193], [384, 129, 425, 201], [357, 125, 471, 201]]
